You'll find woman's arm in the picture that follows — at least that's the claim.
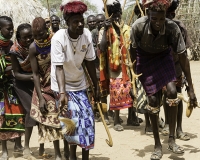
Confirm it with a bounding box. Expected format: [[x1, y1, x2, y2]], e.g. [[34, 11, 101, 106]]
[[11, 54, 32, 81], [29, 42, 47, 114]]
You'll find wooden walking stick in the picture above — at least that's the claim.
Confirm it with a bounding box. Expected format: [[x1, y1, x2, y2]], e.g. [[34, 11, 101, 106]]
[[82, 63, 113, 147]]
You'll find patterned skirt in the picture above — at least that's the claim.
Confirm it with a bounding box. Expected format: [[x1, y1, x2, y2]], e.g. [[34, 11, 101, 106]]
[[55, 90, 95, 150], [109, 78, 133, 110], [0, 93, 24, 140]]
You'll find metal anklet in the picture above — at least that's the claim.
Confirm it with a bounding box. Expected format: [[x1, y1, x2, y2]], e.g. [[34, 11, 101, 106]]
[[146, 105, 160, 114], [166, 98, 180, 107]]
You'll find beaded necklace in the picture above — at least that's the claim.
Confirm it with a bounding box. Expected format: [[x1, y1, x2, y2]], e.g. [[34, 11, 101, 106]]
[[34, 32, 53, 55]]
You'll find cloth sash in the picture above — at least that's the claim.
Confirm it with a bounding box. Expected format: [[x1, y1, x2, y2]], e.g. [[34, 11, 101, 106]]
[[136, 47, 176, 96]]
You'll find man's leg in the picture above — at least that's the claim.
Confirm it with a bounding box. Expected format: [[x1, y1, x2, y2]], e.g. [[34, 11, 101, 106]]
[[162, 92, 169, 136], [127, 107, 140, 126], [70, 145, 77, 160], [144, 113, 153, 134], [147, 91, 162, 159], [166, 82, 184, 153], [82, 148, 89, 160], [63, 139, 70, 160]]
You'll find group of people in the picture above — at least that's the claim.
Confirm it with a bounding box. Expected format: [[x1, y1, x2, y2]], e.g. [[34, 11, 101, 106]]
[[0, 0, 197, 160]]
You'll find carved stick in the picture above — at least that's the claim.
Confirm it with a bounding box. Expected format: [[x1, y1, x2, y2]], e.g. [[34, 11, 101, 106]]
[[114, 21, 142, 98]]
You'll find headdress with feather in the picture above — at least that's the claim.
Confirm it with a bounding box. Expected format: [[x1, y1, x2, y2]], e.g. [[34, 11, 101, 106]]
[[142, 0, 171, 11]]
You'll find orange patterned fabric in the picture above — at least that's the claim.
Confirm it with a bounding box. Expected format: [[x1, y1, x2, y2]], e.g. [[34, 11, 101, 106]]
[[109, 78, 133, 110], [99, 24, 131, 94]]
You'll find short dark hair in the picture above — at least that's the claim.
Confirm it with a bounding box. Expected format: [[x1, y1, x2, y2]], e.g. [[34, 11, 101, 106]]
[[0, 16, 13, 27], [16, 23, 31, 41], [50, 15, 60, 21], [96, 14, 105, 18], [87, 15, 96, 21]]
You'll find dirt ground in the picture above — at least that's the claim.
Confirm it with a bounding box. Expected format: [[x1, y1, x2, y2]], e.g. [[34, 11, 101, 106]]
[[2, 61, 200, 160]]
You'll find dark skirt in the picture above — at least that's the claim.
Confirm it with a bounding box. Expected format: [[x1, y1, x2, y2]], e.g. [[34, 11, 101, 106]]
[[136, 47, 176, 96], [13, 79, 37, 127]]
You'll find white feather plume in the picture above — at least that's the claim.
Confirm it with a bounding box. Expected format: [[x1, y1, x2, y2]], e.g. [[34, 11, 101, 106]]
[[61, 0, 81, 6], [106, 0, 119, 5]]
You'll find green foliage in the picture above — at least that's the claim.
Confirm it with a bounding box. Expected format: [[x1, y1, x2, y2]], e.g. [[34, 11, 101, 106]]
[[121, 1, 137, 25]]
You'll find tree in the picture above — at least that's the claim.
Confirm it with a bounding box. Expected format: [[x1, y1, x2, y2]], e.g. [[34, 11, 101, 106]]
[[40, 0, 98, 17]]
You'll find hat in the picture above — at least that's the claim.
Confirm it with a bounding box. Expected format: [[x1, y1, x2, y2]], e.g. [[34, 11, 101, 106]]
[[142, 0, 171, 11], [60, 0, 87, 15]]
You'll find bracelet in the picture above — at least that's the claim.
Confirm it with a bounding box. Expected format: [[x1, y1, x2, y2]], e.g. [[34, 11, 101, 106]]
[[59, 92, 65, 95]]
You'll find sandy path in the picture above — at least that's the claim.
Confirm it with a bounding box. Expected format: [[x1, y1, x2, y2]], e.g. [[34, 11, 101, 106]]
[[2, 61, 200, 160]]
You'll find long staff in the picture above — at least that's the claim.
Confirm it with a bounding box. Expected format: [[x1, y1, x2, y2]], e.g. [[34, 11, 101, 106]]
[[82, 63, 113, 147]]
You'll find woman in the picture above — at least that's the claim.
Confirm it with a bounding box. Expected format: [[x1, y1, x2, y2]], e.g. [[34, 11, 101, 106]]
[[10, 23, 47, 159], [0, 16, 24, 160], [29, 17, 64, 160]]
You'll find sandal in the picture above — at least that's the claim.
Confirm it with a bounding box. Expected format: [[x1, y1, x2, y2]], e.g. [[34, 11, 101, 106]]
[[167, 143, 184, 154], [114, 124, 124, 131], [177, 132, 190, 141], [161, 124, 169, 136], [38, 153, 52, 159], [150, 150, 162, 160]]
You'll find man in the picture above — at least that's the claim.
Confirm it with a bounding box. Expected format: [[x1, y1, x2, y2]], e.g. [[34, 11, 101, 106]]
[[51, 0, 99, 160], [162, 0, 193, 141], [99, 0, 140, 131], [50, 15, 60, 33], [130, 0, 196, 159], [86, 15, 96, 31], [44, 17, 51, 29]]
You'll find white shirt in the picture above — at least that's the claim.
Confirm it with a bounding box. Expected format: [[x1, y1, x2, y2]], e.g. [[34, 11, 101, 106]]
[[51, 28, 96, 92]]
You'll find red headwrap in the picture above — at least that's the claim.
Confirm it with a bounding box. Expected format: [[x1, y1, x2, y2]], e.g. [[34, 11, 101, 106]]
[[60, 0, 87, 14], [142, 0, 171, 11]]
